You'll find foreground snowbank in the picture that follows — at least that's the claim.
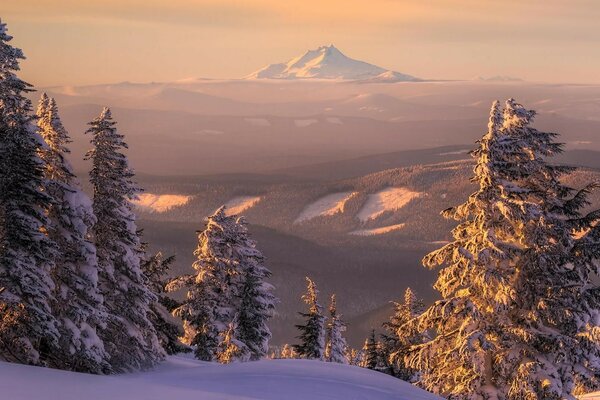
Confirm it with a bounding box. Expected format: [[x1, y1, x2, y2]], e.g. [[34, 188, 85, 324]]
[[0, 355, 441, 400]]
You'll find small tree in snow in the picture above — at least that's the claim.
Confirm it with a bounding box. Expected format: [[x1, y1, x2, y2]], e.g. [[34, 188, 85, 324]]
[[169, 207, 238, 361], [293, 277, 326, 360], [37, 94, 109, 373], [360, 330, 387, 372], [381, 287, 426, 381], [216, 319, 250, 364], [86, 108, 164, 371], [234, 216, 276, 361], [0, 20, 58, 365], [325, 294, 348, 364], [141, 249, 188, 355]]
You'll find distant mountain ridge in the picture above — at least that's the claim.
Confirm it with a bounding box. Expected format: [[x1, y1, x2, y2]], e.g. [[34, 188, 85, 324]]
[[245, 44, 419, 81]]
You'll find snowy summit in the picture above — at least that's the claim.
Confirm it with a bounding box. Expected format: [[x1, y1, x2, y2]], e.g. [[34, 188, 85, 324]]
[[246, 44, 418, 81]]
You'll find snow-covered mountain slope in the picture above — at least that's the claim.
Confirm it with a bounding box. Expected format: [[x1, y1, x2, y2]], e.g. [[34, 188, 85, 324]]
[[246, 44, 418, 81], [0, 356, 441, 400]]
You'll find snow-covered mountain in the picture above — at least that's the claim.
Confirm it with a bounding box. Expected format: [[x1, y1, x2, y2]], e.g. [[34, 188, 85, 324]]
[[246, 44, 418, 81]]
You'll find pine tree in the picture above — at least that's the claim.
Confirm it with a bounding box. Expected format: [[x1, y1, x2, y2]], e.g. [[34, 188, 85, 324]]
[[0, 20, 59, 365], [279, 343, 297, 359], [140, 248, 188, 355], [234, 216, 276, 361], [360, 330, 386, 372], [169, 207, 238, 361], [216, 319, 250, 364], [36, 94, 109, 373], [325, 294, 348, 364], [381, 287, 426, 381], [293, 277, 326, 360], [86, 108, 164, 371], [408, 99, 600, 400]]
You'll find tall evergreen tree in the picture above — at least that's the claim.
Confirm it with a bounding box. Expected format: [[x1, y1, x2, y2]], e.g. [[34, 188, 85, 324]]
[[36, 94, 109, 373], [293, 277, 326, 360], [0, 20, 59, 365], [86, 108, 164, 371], [169, 207, 238, 361], [408, 99, 600, 400], [234, 216, 276, 361], [325, 294, 348, 364], [140, 248, 187, 355], [381, 287, 426, 381]]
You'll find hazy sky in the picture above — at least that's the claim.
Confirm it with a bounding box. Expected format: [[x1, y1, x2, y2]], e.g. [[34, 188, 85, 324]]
[[4, 0, 600, 86]]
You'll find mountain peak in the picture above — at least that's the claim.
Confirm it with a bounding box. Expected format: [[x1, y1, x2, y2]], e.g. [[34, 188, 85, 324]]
[[245, 45, 418, 81]]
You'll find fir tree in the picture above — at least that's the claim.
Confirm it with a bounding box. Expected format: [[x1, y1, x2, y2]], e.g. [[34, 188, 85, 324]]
[[169, 207, 239, 361], [279, 343, 297, 359], [325, 294, 348, 364], [0, 20, 59, 365], [140, 248, 188, 355], [408, 99, 600, 400], [381, 287, 426, 381], [360, 330, 384, 371], [234, 216, 276, 361], [293, 277, 326, 360], [36, 94, 109, 373], [86, 108, 164, 371], [216, 319, 250, 364]]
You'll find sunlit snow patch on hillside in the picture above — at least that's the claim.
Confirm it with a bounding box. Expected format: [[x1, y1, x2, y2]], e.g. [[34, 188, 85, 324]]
[[349, 223, 406, 236], [357, 187, 422, 222], [223, 196, 262, 216], [294, 119, 318, 128], [133, 194, 192, 213], [295, 192, 357, 223]]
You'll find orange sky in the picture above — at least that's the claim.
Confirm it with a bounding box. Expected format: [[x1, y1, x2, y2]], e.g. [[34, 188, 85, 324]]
[[3, 0, 600, 85]]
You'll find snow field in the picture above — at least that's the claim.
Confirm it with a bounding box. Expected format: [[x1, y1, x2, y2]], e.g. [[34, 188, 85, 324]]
[[349, 223, 406, 236], [0, 356, 443, 400], [295, 192, 357, 223], [357, 187, 422, 222], [223, 196, 262, 216], [132, 193, 192, 213]]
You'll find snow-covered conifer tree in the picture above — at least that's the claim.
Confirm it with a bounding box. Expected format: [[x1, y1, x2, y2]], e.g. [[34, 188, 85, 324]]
[[169, 207, 238, 361], [0, 20, 59, 365], [381, 287, 426, 381], [141, 249, 187, 355], [216, 319, 250, 364], [234, 216, 276, 361], [360, 330, 386, 372], [86, 108, 164, 371], [280, 343, 297, 359], [36, 94, 109, 373], [293, 277, 326, 360], [325, 294, 348, 364], [408, 99, 600, 399]]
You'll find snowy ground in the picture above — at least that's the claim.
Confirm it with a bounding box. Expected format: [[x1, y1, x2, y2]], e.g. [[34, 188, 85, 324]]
[[349, 223, 406, 236], [132, 193, 192, 213], [295, 191, 357, 223], [357, 187, 422, 222], [0, 355, 442, 400], [223, 196, 262, 216]]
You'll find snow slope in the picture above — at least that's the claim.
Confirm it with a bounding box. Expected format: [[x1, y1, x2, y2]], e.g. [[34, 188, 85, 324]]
[[223, 196, 262, 216], [357, 187, 423, 222], [246, 44, 418, 81], [350, 223, 406, 236], [295, 191, 357, 223], [132, 193, 192, 213], [0, 356, 442, 400]]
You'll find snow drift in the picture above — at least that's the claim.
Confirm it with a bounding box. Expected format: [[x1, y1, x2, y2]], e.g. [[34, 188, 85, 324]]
[[0, 356, 442, 400]]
